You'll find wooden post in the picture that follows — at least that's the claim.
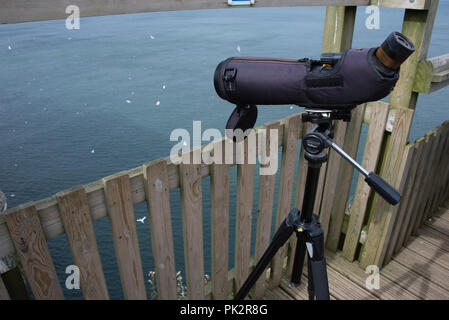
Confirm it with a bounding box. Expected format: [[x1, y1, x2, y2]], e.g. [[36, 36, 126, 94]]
[[234, 138, 256, 293], [325, 105, 365, 250], [359, 0, 439, 268], [103, 173, 147, 300], [5, 204, 64, 299], [387, 139, 423, 259], [209, 144, 231, 300], [270, 114, 301, 288], [341, 102, 389, 261], [143, 160, 178, 300], [252, 121, 281, 298], [56, 186, 109, 300], [319, 5, 356, 244], [179, 158, 205, 300], [359, 108, 414, 268]]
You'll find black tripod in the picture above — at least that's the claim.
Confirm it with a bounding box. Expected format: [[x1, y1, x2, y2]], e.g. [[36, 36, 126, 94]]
[[234, 109, 401, 300]]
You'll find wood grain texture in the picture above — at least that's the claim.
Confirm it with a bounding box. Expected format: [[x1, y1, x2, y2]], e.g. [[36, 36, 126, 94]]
[[318, 4, 356, 244], [179, 160, 205, 300], [234, 138, 256, 292], [411, 127, 442, 234], [319, 120, 347, 239], [253, 121, 281, 299], [0, 0, 370, 24], [325, 105, 365, 251], [270, 114, 301, 288], [5, 204, 64, 299], [143, 160, 177, 300], [342, 102, 389, 261], [421, 123, 449, 222], [402, 133, 436, 246], [386, 141, 422, 260], [210, 155, 230, 300], [56, 186, 109, 299], [103, 173, 146, 300], [360, 107, 414, 268], [389, 1, 438, 109], [376, 143, 414, 266], [0, 117, 289, 260]]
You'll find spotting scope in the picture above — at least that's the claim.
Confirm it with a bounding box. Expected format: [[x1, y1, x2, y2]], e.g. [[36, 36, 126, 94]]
[[214, 32, 415, 110]]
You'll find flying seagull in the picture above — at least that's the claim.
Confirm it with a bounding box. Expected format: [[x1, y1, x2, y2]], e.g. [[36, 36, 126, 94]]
[[136, 216, 147, 224]]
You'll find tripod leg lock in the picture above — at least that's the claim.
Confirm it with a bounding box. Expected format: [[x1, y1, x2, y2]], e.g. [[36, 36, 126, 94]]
[[296, 214, 325, 261]]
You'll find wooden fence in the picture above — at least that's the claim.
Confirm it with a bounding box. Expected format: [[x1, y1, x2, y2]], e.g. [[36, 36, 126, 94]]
[[1, 0, 448, 300], [0, 103, 448, 300]]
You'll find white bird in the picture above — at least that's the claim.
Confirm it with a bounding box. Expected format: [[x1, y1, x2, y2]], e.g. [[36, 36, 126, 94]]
[[137, 216, 147, 224]]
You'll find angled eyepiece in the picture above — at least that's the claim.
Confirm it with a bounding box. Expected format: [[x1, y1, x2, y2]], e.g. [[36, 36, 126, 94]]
[[377, 31, 416, 70]]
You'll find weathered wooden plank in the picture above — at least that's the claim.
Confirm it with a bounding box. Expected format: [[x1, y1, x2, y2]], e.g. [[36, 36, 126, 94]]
[[325, 250, 419, 300], [411, 127, 443, 234], [179, 159, 205, 300], [0, 0, 370, 24], [417, 225, 449, 253], [430, 124, 449, 214], [394, 247, 449, 292], [234, 137, 256, 293], [371, 0, 431, 10], [4, 204, 64, 300], [0, 116, 289, 259], [143, 160, 177, 300], [318, 4, 356, 245], [326, 264, 379, 300], [402, 132, 437, 245], [420, 124, 449, 223], [414, 53, 449, 93], [424, 123, 449, 220], [360, 107, 414, 269], [325, 106, 365, 250], [377, 143, 414, 266], [56, 186, 109, 300], [387, 140, 423, 259], [406, 236, 449, 271], [319, 121, 347, 235], [381, 260, 449, 299], [103, 173, 147, 300], [390, 0, 439, 108], [210, 151, 230, 300], [252, 121, 281, 299], [424, 214, 449, 237], [341, 102, 388, 260], [270, 114, 301, 288]]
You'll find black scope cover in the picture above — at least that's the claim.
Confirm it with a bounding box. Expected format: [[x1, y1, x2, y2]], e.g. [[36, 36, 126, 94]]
[[214, 48, 399, 110]]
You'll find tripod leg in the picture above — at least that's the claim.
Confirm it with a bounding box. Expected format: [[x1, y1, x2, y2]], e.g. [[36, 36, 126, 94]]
[[307, 256, 315, 300], [234, 209, 300, 300], [290, 232, 306, 286], [305, 216, 330, 300]]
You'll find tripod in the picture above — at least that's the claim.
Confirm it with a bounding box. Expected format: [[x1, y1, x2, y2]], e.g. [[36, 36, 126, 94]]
[[234, 109, 401, 300]]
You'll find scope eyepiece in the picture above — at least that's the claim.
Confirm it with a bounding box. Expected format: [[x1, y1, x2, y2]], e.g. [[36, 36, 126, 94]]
[[377, 31, 416, 70]]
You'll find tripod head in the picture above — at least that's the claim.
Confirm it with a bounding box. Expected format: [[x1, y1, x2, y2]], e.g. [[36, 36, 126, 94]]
[[301, 110, 401, 205]]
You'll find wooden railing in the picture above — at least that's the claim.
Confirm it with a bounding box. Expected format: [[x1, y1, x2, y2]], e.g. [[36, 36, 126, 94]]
[[0, 103, 448, 300]]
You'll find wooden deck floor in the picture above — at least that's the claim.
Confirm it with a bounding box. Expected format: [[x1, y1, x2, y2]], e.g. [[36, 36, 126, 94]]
[[263, 202, 449, 300]]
